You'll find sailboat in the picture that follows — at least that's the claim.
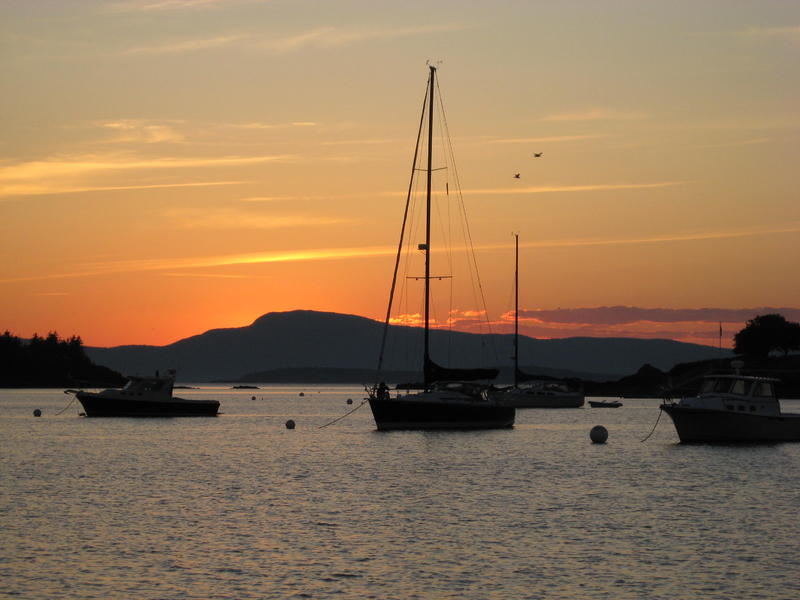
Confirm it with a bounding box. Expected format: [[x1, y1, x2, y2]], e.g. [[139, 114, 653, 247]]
[[489, 234, 585, 408], [367, 66, 515, 431]]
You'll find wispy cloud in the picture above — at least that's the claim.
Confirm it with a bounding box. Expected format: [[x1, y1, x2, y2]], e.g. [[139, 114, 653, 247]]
[[489, 305, 800, 346], [0, 154, 291, 181], [0, 153, 290, 198], [163, 206, 358, 229], [259, 24, 467, 53], [227, 121, 318, 130], [696, 137, 771, 149], [540, 109, 648, 122], [735, 26, 800, 42], [461, 181, 689, 196], [0, 245, 397, 283], [162, 272, 274, 279], [0, 180, 246, 199], [110, 0, 245, 12], [507, 223, 800, 251], [99, 119, 185, 143], [321, 137, 406, 146], [485, 135, 604, 145], [123, 34, 248, 55], [79, 245, 397, 275], [513, 306, 800, 326]]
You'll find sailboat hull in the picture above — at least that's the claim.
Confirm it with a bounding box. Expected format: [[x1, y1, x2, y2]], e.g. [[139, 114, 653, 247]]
[[368, 395, 515, 431]]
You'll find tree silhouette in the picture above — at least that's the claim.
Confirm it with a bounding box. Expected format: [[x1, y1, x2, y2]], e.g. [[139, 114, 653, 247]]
[[734, 314, 800, 357], [0, 331, 124, 387]]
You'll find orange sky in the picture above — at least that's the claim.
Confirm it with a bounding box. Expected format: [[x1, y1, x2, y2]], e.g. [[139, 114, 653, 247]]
[[2, 1, 799, 348]]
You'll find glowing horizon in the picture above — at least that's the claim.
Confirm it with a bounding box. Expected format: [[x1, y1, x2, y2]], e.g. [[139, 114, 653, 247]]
[[2, 0, 799, 348]]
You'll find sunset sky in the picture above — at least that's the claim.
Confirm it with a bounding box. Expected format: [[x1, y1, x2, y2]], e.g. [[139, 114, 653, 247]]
[[2, 0, 799, 348]]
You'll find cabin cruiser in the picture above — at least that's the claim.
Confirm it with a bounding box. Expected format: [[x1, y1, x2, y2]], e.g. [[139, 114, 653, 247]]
[[661, 373, 800, 443], [67, 370, 220, 417]]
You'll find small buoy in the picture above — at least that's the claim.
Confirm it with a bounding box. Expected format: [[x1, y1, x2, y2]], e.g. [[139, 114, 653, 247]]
[[251, 396, 256, 401], [299, 392, 305, 397], [590, 425, 608, 444], [285, 419, 296, 430], [346, 398, 353, 405], [33, 409, 42, 417]]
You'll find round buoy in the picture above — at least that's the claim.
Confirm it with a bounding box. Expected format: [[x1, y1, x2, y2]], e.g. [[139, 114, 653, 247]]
[[346, 398, 353, 405], [299, 392, 305, 397], [590, 425, 608, 444], [33, 409, 42, 417], [285, 419, 296, 429], [251, 396, 256, 401]]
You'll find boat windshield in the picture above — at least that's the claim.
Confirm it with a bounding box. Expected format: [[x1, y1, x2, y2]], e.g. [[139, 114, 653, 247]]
[[753, 382, 774, 397], [702, 378, 737, 393], [702, 377, 773, 398], [730, 379, 751, 396]]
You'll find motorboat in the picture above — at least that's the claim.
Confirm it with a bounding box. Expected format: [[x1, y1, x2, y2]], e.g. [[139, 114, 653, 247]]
[[67, 370, 220, 417], [589, 399, 623, 408], [661, 373, 800, 443], [367, 66, 514, 431]]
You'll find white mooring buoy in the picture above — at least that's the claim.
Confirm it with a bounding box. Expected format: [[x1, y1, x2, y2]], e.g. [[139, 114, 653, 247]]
[[590, 425, 608, 444]]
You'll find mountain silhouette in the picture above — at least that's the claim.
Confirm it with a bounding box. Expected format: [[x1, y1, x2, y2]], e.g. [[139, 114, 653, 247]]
[[84, 310, 731, 382]]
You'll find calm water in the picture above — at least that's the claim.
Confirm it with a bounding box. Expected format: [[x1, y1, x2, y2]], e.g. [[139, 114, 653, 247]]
[[2, 386, 799, 599]]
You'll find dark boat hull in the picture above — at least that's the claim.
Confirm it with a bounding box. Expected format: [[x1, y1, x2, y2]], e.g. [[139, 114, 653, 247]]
[[76, 393, 220, 417], [368, 398, 515, 431], [662, 404, 800, 443]]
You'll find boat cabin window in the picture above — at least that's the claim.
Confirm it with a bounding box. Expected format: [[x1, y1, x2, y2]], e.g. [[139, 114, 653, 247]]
[[753, 382, 774, 398], [730, 379, 751, 396], [701, 379, 719, 393], [705, 378, 735, 393]]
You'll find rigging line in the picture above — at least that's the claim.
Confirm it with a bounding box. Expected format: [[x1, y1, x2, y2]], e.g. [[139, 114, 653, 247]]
[[318, 398, 369, 429], [436, 77, 499, 365], [375, 74, 430, 380], [640, 406, 664, 442]]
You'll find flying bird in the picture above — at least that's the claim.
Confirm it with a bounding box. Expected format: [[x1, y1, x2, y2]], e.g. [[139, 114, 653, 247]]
[[513, 173, 520, 179], [533, 152, 543, 157]]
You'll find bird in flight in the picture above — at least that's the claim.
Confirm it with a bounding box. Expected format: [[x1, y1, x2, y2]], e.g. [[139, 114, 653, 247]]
[[513, 173, 520, 179], [533, 152, 543, 158]]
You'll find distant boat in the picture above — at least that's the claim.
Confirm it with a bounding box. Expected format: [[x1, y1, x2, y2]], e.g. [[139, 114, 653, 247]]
[[489, 234, 584, 409], [367, 66, 514, 431], [661, 373, 800, 443], [67, 370, 220, 417], [589, 399, 623, 408]]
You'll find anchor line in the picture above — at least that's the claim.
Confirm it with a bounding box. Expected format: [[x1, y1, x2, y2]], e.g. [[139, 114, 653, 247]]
[[318, 398, 370, 429], [640, 406, 664, 443], [55, 394, 77, 416]]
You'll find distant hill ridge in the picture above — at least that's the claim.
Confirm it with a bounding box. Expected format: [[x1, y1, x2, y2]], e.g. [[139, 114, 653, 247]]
[[85, 310, 731, 382]]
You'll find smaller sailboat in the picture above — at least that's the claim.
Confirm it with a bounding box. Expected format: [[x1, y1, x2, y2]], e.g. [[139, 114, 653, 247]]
[[367, 65, 514, 431], [490, 234, 584, 409]]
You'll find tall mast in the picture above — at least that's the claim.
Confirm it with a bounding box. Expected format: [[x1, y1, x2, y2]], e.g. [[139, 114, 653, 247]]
[[514, 233, 519, 387], [423, 65, 435, 388]]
